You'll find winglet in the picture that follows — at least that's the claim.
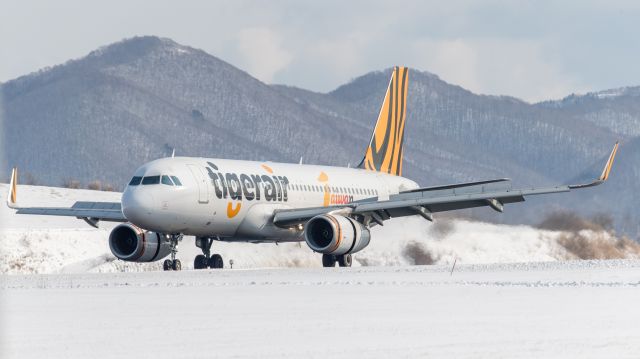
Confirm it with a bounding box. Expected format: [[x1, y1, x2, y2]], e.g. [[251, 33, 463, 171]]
[[598, 141, 619, 181], [569, 142, 619, 189], [7, 167, 18, 208]]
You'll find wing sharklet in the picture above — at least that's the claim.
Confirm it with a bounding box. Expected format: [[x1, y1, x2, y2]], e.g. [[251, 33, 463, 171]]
[[7, 167, 18, 209], [568, 142, 619, 189]]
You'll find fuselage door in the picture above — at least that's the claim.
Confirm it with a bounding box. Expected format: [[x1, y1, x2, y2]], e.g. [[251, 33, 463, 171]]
[[187, 164, 209, 204]]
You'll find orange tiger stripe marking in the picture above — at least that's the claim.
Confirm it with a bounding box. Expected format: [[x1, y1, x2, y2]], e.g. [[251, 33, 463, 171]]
[[11, 168, 17, 203], [226, 202, 242, 218], [261, 164, 274, 173], [358, 67, 409, 176]]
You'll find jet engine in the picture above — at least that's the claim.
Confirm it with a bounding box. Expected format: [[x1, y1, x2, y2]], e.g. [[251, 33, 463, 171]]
[[304, 214, 370, 255], [108, 223, 171, 262]]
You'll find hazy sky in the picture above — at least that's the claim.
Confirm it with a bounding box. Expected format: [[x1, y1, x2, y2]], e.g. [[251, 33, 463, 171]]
[[2, 0, 640, 102]]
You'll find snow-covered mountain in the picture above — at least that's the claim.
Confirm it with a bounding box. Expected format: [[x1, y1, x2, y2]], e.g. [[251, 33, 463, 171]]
[[1, 36, 638, 235]]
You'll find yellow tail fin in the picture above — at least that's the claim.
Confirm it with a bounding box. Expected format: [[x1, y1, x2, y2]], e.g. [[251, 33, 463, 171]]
[[358, 66, 409, 176]]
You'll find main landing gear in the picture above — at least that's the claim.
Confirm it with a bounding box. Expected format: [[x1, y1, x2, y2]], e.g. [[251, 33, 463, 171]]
[[194, 237, 224, 269], [322, 254, 353, 268], [163, 234, 183, 271]]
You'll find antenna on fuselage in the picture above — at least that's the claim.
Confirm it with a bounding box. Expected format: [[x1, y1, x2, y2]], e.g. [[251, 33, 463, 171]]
[[171, 148, 176, 158], [299, 157, 303, 165]]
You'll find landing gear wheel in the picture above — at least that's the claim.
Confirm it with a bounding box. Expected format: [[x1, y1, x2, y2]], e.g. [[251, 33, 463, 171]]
[[338, 254, 352, 267], [172, 259, 182, 271], [163, 259, 172, 271], [322, 254, 337, 268], [164, 234, 183, 271], [194, 255, 207, 269], [208, 254, 224, 269]]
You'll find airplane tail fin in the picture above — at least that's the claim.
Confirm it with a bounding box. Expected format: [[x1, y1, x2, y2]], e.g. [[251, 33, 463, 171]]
[[358, 66, 409, 176]]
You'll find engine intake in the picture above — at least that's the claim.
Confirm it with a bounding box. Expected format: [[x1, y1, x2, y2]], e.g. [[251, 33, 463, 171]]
[[109, 223, 171, 262], [304, 214, 370, 255]]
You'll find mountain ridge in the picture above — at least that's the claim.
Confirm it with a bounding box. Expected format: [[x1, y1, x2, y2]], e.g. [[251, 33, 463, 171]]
[[2, 36, 637, 235]]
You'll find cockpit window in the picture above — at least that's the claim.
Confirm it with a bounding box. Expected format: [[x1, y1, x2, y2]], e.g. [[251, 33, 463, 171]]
[[141, 176, 160, 185], [161, 175, 174, 186], [170, 176, 182, 186], [129, 176, 142, 186]]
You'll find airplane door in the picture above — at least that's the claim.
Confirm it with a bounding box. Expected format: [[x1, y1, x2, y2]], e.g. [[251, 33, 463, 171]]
[[187, 164, 209, 204]]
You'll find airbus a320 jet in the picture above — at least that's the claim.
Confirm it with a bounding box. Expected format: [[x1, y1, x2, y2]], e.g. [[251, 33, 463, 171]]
[[7, 67, 619, 270]]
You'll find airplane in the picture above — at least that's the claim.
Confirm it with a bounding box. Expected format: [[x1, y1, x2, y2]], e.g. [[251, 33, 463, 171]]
[[6, 67, 620, 271]]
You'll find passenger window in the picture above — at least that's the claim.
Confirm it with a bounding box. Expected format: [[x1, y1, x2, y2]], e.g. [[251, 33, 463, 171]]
[[161, 175, 174, 186], [170, 176, 182, 186], [142, 176, 160, 185], [129, 176, 142, 186]]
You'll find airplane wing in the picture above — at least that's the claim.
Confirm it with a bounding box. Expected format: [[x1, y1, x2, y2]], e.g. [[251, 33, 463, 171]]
[[273, 142, 619, 227], [6, 168, 127, 227]]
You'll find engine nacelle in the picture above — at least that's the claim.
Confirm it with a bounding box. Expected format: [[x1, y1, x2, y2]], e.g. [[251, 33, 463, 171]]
[[304, 214, 371, 255], [108, 223, 171, 262]]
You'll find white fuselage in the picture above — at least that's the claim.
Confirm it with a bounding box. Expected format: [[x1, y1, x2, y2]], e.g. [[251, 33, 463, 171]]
[[121, 157, 419, 241]]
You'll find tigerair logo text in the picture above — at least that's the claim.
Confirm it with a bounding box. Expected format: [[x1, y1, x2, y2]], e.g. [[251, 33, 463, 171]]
[[318, 171, 354, 206], [330, 194, 353, 205], [205, 162, 289, 203]]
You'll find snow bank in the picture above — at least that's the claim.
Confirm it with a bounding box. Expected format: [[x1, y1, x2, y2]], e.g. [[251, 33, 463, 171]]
[[1, 184, 637, 274]]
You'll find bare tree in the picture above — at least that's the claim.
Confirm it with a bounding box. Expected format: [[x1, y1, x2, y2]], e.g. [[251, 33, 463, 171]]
[[87, 180, 102, 191], [101, 183, 116, 192], [62, 178, 82, 189]]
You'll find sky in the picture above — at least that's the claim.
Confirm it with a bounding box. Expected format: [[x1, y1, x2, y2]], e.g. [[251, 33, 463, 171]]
[[1, 0, 640, 102]]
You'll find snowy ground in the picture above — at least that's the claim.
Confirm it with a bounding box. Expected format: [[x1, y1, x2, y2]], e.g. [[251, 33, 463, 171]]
[[2, 184, 640, 358], [2, 184, 637, 274], [2, 260, 640, 358]]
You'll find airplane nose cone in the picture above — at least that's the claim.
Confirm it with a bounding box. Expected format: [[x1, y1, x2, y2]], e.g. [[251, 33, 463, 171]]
[[122, 189, 155, 226]]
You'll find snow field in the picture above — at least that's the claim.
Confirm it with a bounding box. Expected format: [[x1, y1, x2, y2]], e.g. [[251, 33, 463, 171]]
[[1, 184, 638, 274], [2, 261, 640, 359]]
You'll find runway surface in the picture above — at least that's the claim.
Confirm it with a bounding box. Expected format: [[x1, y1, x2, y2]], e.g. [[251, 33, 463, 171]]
[[2, 260, 640, 358]]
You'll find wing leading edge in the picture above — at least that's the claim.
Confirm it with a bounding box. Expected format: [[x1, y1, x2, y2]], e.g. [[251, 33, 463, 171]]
[[6, 168, 126, 227], [273, 142, 620, 227]]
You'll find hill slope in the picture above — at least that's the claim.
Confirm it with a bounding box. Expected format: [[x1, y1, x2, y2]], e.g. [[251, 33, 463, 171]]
[[2, 36, 638, 233]]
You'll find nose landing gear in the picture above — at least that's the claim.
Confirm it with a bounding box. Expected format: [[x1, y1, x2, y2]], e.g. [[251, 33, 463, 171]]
[[194, 237, 225, 269], [163, 234, 183, 271]]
